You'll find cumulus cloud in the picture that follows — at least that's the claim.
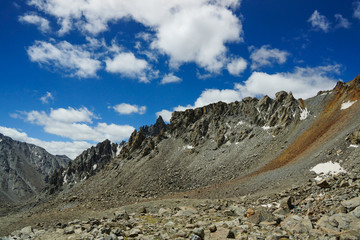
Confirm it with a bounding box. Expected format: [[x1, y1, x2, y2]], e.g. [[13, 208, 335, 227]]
[[26, 0, 243, 73], [354, 1, 360, 20], [249, 45, 289, 70], [40, 92, 54, 104], [19, 14, 51, 33], [27, 40, 101, 78], [157, 64, 341, 120], [227, 57, 247, 75], [105, 52, 154, 83], [111, 103, 146, 115], [334, 14, 351, 29], [308, 10, 331, 32], [0, 126, 91, 159], [235, 65, 341, 99], [160, 73, 182, 84], [23, 107, 134, 142]]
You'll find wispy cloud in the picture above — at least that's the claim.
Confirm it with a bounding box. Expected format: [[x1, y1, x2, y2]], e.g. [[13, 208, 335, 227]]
[[334, 14, 351, 29], [40, 92, 54, 104], [249, 45, 289, 70], [19, 14, 51, 33], [160, 73, 182, 84], [308, 10, 331, 32]]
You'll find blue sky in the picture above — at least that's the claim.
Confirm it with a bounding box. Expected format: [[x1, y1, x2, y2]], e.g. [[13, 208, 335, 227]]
[[0, 0, 359, 158]]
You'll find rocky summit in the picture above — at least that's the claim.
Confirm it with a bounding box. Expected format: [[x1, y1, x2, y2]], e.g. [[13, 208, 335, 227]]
[[1, 75, 360, 239]]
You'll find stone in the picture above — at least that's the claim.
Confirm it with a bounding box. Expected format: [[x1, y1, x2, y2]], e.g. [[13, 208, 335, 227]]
[[281, 215, 313, 234], [174, 206, 198, 216], [158, 207, 172, 216], [128, 228, 142, 237], [209, 225, 217, 232], [279, 196, 295, 210], [226, 230, 236, 238], [342, 197, 360, 211], [20, 226, 33, 236], [351, 206, 360, 218], [64, 226, 75, 234], [246, 209, 255, 218], [114, 210, 130, 220], [192, 227, 204, 239], [317, 179, 330, 188], [248, 208, 275, 224]]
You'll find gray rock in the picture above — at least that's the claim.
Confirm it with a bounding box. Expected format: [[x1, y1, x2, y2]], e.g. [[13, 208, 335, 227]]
[[20, 226, 33, 236], [64, 226, 75, 234], [351, 206, 360, 218], [281, 215, 313, 234], [192, 227, 204, 239], [248, 208, 275, 224], [114, 210, 130, 220], [342, 197, 360, 211]]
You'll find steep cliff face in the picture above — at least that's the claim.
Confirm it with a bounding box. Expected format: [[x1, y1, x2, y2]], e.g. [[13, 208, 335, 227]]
[[0, 134, 70, 203], [49, 140, 118, 191]]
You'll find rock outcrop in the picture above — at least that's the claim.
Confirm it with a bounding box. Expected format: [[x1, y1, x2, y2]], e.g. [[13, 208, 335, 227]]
[[0, 134, 70, 202], [49, 140, 118, 191]]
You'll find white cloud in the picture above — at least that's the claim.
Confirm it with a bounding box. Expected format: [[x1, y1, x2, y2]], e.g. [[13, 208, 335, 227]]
[[0, 126, 92, 159], [19, 14, 51, 33], [27, 40, 101, 78], [157, 64, 341, 118], [354, 1, 360, 20], [23, 107, 135, 142], [249, 45, 289, 70], [193, 89, 241, 108], [235, 65, 341, 99], [27, 0, 243, 73], [151, 3, 243, 72], [160, 73, 182, 84], [105, 52, 152, 82], [227, 57, 247, 75], [155, 110, 173, 123], [40, 92, 54, 104], [308, 10, 331, 32], [334, 14, 351, 29], [111, 103, 146, 115]]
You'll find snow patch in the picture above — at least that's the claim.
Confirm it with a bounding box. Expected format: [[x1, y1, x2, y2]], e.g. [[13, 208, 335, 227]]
[[311, 161, 346, 181], [0, 139, 2, 143], [183, 145, 194, 150], [236, 121, 245, 126], [349, 144, 359, 148], [116, 145, 123, 156], [92, 164, 97, 170], [261, 202, 280, 208], [262, 125, 271, 130], [341, 100, 357, 110], [300, 107, 310, 120]]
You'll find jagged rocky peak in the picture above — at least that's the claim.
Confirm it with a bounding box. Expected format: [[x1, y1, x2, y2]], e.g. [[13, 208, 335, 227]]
[[140, 116, 168, 138], [49, 139, 117, 191]]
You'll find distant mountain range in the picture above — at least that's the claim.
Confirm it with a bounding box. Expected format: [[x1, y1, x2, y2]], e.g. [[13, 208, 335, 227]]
[[0, 133, 70, 203]]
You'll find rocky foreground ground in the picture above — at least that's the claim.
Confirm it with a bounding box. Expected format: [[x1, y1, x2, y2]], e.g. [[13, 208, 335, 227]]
[[3, 168, 360, 240]]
